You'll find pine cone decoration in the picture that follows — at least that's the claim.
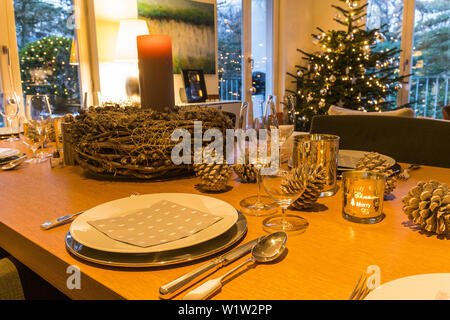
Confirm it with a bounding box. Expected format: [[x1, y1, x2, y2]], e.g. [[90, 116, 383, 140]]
[[193, 146, 231, 192], [402, 180, 450, 235], [355, 152, 397, 197], [233, 164, 258, 183], [281, 166, 327, 210], [194, 162, 231, 192]]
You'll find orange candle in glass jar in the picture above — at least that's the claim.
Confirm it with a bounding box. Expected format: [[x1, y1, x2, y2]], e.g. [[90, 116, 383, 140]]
[[137, 35, 175, 112]]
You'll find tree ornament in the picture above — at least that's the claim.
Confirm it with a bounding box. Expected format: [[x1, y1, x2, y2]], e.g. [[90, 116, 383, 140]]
[[329, 75, 336, 82], [320, 88, 327, 95], [282, 166, 327, 210], [318, 99, 326, 107], [395, 84, 403, 90], [297, 69, 304, 77], [402, 180, 450, 235], [355, 152, 398, 197], [346, 33, 354, 41], [376, 32, 386, 43]]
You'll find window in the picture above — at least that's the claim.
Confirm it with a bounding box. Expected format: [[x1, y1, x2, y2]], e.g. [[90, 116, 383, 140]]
[[217, 0, 275, 120], [410, 0, 449, 118], [367, 0, 449, 119], [13, 0, 82, 117], [217, 0, 243, 102]]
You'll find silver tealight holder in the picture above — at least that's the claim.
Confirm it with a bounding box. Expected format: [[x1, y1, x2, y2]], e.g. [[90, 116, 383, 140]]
[[293, 134, 340, 197]]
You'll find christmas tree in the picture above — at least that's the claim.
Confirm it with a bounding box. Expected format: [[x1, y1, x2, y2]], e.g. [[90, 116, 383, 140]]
[[287, 0, 410, 131]]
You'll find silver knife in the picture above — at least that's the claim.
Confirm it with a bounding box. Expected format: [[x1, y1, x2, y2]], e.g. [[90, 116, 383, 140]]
[[40, 193, 141, 230], [40, 211, 85, 230], [159, 236, 262, 299]]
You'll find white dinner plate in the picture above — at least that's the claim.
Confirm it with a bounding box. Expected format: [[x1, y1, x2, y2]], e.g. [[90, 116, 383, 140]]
[[70, 193, 239, 254], [338, 150, 396, 170], [0, 148, 21, 160], [365, 273, 450, 300]]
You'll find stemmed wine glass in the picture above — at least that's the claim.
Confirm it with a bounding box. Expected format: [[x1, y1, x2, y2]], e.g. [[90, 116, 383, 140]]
[[279, 95, 296, 146], [24, 95, 52, 163], [0, 92, 20, 141], [19, 116, 40, 164], [238, 101, 277, 216], [264, 95, 296, 164], [261, 150, 311, 234]]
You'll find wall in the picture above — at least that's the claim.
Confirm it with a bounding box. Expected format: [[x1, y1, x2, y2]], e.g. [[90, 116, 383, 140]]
[[277, 0, 350, 95], [93, 0, 218, 104]]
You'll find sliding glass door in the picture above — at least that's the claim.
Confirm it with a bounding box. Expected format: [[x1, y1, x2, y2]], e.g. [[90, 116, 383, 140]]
[[367, 0, 449, 119], [218, 0, 274, 119]]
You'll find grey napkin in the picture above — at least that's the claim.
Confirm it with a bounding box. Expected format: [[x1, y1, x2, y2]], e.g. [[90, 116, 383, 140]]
[[88, 200, 223, 248]]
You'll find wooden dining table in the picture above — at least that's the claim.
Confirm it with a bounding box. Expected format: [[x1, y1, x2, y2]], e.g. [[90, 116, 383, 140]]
[[0, 140, 449, 300]]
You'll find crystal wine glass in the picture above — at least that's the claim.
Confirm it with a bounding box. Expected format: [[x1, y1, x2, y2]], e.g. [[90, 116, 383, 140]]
[[0, 92, 20, 141], [25, 95, 52, 162], [279, 95, 296, 146], [19, 116, 40, 164], [238, 101, 277, 217], [261, 161, 310, 235]]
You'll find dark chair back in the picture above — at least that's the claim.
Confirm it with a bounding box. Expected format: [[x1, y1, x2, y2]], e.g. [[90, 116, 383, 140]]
[[443, 105, 450, 120], [310, 115, 450, 168]]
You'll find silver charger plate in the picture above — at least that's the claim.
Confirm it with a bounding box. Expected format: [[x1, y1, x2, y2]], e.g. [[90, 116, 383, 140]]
[[0, 152, 26, 165], [65, 211, 248, 267]]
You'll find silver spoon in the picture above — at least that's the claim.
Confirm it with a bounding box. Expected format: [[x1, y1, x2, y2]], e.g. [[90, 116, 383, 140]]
[[183, 231, 288, 300], [1, 155, 27, 171]]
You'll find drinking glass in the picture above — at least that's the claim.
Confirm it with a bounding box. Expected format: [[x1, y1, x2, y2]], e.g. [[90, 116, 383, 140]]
[[25, 95, 52, 162], [238, 101, 277, 216], [263, 95, 279, 138], [261, 160, 310, 234], [19, 116, 40, 164], [293, 134, 340, 197], [0, 92, 20, 141], [279, 95, 296, 145]]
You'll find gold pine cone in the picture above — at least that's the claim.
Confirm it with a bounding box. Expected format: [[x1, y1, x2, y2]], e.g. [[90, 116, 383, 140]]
[[355, 152, 397, 196], [194, 162, 231, 192], [233, 164, 258, 183], [402, 180, 450, 235], [281, 166, 327, 210]]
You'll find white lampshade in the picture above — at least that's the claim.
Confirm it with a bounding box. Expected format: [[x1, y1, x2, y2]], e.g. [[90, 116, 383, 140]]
[[115, 19, 149, 62]]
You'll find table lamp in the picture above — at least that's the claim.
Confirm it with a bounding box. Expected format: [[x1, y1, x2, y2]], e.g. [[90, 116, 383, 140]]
[[115, 19, 149, 101]]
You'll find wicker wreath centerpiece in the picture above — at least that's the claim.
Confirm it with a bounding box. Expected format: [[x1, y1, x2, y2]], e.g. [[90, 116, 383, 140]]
[[67, 104, 233, 180]]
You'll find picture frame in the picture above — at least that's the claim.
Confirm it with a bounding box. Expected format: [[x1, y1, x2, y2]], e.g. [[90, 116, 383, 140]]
[[182, 69, 208, 103]]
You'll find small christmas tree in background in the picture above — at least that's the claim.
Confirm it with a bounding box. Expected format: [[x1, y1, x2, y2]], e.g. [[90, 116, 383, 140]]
[[287, 0, 411, 131], [19, 36, 81, 114]]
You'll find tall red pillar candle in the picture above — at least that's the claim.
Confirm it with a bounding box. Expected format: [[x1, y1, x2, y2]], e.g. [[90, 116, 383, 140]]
[[137, 35, 175, 112]]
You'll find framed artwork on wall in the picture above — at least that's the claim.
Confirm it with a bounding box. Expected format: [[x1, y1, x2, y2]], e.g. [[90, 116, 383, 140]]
[[138, 0, 216, 75], [182, 69, 208, 103]]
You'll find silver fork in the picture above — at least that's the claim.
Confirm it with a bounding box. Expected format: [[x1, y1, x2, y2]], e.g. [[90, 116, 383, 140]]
[[398, 165, 421, 180], [40, 192, 141, 230], [349, 273, 372, 300]]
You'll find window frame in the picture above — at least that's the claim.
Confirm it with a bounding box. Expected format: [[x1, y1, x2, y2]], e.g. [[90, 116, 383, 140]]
[[0, 0, 100, 122]]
